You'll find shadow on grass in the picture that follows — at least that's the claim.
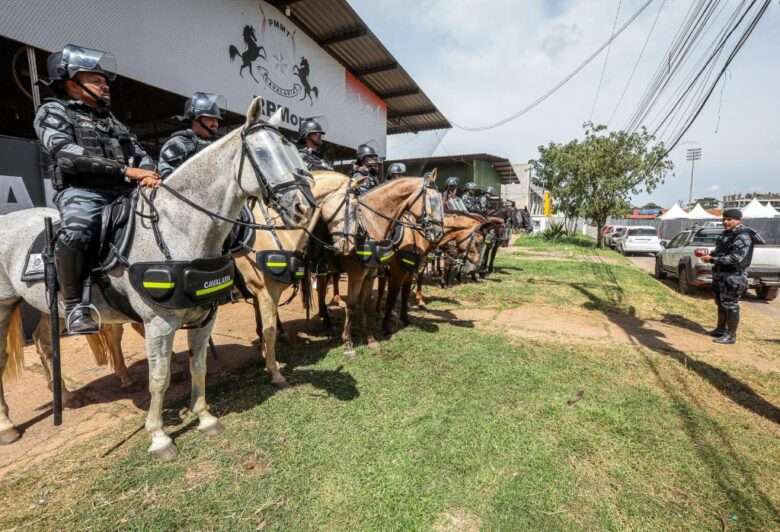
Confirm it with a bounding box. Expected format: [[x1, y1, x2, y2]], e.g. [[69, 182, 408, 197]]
[[569, 282, 780, 526]]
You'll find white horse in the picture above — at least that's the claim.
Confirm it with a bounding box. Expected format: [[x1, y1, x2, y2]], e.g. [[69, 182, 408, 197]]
[[0, 97, 315, 460]]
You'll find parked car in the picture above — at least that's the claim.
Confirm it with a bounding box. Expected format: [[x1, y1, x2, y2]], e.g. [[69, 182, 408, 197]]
[[654, 226, 780, 300], [605, 226, 627, 248], [616, 226, 663, 255]]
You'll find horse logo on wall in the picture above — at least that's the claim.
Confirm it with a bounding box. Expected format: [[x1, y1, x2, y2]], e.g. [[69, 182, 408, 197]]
[[228, 25, 267, 83], [227, 4, 319, 106]]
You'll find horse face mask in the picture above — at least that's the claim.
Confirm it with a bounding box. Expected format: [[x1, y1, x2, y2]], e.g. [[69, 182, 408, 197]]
[[242, 125, 316, 226]]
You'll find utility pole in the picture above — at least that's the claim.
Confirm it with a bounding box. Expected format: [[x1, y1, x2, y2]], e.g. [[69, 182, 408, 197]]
[[686, 147, 702, 205]]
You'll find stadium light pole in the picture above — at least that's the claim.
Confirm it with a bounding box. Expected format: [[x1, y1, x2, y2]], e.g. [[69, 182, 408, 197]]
[[686, 147, 703, 205]]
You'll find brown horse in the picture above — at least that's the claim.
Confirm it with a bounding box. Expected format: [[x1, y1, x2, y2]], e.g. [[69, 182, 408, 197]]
[[316, 177, 443, 357]]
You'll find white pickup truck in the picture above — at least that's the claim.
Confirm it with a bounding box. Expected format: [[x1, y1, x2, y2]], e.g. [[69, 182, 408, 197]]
[[654, 226, 780, 300]]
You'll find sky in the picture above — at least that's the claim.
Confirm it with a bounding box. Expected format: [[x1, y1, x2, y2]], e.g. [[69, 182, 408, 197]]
[[348, 0, 779, 207]]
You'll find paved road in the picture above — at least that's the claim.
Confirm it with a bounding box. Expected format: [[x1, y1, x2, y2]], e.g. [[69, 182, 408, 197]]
[[627, 254, 780, 320]]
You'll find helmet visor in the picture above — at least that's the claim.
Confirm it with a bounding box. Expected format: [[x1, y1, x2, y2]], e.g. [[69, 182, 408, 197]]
[[62, 44, 117, 81], [192, 93, 227, 119]]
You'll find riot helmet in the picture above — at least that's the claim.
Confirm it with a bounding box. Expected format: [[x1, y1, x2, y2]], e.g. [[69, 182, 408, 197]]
[[298, 117, 326, 143], [485, 186, 496, 196], [356, 143, 379, 163], [386, 162, 406, 179], [45, 44, 118, 83], [445, 176, 459, 188], [465, 182, 478, 193], [184, 92, 226, 120]]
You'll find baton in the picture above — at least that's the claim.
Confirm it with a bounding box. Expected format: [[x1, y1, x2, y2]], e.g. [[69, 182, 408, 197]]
[[43, 217, 63, 426]]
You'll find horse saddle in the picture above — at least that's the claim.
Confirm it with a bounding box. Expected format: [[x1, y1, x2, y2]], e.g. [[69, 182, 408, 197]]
[[22, 191, 137, 282]]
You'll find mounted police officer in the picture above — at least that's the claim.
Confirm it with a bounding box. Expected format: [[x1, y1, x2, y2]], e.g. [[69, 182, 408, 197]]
[[297, 117, 332, 171], [442, 176, 460, 207], [700, 209, 765, 344], [481, 186, 498, 214], [462, 182, 481, 213], [352, 143, 380, 195], [35, 44, 159, 334], [158, 92, 226, 178], [385, 162, 406, 181]]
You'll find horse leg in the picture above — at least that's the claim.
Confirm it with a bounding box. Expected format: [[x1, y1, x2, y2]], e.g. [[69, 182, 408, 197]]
[[361, 273, 380, 350], [488, 242, 500, 274], [342, 270, 361, 358], [376, 274, 386, 314], [258, 284, 289, 389], [143, 315, 179, 461], [107, 324, 133, 388], [32, 315, 75, 407], [383, 270, 401, 336], [0, 302, 21, 444], [317, 274, 335, 335], [187, 317, 222, 436], [251, 295, 263, 345], [330, 272, 342, 306], [400, 276, 413, 325], [415, 272, 427, 308]]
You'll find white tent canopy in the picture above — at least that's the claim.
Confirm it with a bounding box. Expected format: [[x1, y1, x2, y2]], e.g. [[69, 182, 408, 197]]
[[741, 198, 774, 218], [659, 203, 689, 220], [765, 202, 780, 217], [688, 203, 719, 219]]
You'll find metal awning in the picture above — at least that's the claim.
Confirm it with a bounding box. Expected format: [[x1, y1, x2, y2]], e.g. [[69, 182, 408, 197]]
[[386, 153, 520, 182], [267, 0, 450, 135]]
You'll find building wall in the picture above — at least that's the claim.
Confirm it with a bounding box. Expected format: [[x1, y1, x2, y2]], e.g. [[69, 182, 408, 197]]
[[723, 193, 780, 209], [406, 159, 502, 194], [503, 163, 544, 214]]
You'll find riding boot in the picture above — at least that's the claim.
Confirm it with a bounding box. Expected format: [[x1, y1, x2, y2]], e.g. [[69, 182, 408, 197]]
[[714, 308, 739, 345], [55, 244, 99, 335], [708, 306, 727, 337]]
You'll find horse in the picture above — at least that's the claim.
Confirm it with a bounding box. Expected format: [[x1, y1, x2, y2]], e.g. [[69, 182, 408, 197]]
[[234, 171, 356, 388], [293, 57, 319, 105], [229, 25, 267, 83], [315, 178, 443, 357], [0, 97, 315, 460]]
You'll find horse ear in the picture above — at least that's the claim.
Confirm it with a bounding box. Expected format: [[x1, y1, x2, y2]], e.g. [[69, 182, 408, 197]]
[[245, 97, 264, 126]]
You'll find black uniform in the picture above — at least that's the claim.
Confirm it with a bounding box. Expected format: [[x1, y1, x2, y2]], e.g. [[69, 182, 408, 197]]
[[158, 129, 212, 178], [709, 224, 764, 342], [462, 192, 479, 213], [352, 167, 380, 196], [298, 146, 332, 172]]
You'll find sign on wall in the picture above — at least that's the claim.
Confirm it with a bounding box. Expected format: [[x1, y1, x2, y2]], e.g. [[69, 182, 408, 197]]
[[0, 0, 387, 155]]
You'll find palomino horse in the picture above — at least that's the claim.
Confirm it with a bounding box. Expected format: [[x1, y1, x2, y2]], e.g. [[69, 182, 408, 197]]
[[316, 178, 443, 357], [0, 97, 316, 460], [235, 171, 356, 388]]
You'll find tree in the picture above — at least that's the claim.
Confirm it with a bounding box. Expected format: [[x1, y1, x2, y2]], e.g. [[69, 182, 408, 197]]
[[641, 202, 662, 210], [531, 123, 672, 247]]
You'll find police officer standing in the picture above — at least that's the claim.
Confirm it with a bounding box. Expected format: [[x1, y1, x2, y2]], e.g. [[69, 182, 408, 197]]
[[297, 117, 332, 171], [35, 44, 159, 334], [352, 143, 381, 195], [158, 92, 226, 178], [385, 162, 406, 182], [700, 209, 765, 344]]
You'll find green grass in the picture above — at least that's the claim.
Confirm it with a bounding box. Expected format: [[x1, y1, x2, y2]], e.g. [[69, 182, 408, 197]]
[[514, 233, 615, 256], [2, 241, 779, 531]]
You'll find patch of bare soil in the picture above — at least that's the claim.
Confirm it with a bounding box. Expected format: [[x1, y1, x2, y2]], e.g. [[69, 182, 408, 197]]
[[451, 305, 780, 374], [433, 509, 482, 532]]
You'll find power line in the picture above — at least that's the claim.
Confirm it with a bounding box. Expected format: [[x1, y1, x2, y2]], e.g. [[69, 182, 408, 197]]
[[448, 0, 656, 132], [607, 0, 666, 126], [590, 0, 623, 122]]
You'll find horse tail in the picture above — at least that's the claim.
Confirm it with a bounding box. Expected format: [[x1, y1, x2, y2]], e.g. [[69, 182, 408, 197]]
[[312, 87, 319, 98], [3, 303, 25, 383], [229, 45, 240, 62], [84, 326, 112, 367]]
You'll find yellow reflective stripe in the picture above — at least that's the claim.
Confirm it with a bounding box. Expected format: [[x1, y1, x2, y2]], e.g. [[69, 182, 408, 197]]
[[380, 252, 395, 262], [356, 250, 372, 256], [401, 258, 416, 266], [294, 271, 305, 277], [143, 281, 175, 289], [195, 279, 234, 297], [266, 261, 288, 267]]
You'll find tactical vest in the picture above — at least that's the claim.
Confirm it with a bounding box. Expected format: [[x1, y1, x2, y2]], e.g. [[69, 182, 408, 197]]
[[299, 146, 332, 172], [168, 129, 211, 158], [45, 99, 135, 189]]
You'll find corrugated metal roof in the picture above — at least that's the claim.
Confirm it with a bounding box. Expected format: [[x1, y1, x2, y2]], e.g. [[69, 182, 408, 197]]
[[267, 0, 450, 135]]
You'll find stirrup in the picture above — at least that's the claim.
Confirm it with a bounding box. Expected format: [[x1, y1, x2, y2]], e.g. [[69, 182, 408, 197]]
[[65, 304, 102, 335]]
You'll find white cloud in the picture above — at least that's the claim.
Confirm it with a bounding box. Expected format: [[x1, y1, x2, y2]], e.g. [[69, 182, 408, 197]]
[[710, 185, 721, 192]]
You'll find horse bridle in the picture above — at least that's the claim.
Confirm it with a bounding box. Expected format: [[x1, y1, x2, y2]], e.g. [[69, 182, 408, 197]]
[[356, 181, 443, 244]]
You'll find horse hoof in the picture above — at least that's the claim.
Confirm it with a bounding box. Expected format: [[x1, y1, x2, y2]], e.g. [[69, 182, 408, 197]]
[[367, 339, 381, 350], [400, 317, 411, 326], [272, 379, 291, 390], [344, 347, 357, 359], [149, 441, 178, 461], [0, 427, 20, 445], [198, 420, 225, 437]]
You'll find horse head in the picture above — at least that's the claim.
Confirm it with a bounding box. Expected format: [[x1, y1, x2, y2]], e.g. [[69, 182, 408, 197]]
[[239, 97, 316, 227], [406, 179, 444, 243], [311, 171, 358, 256], [243, 25, 257, 45]]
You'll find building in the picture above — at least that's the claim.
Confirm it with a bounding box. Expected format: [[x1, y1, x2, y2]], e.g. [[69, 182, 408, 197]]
[[384, 153, 517, 195], [502, 163, 545, 214], [722, 193, 780, 210], [0, 0, 450, 214]]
